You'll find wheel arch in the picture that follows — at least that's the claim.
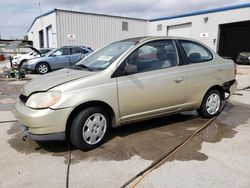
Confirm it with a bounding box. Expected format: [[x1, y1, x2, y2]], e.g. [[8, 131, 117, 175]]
[[65, 100, 116, 136], [206, 85, 225, 99], [20, 59, 27, 66], [20, 59, 27, 63], [36, 61, 51, 69], [199, 85, 225, 109]]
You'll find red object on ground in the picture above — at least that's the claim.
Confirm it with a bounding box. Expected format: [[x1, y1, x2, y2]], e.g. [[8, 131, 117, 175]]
[[0, 54, 5, 61]]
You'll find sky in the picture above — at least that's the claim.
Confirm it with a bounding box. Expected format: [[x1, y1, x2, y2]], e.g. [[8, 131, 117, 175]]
[[0, 0, 249, 39]]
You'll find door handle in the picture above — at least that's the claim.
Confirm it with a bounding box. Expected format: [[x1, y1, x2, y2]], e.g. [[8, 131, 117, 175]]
[[175, 78, 184, 83], [217, 69, 223, 72]]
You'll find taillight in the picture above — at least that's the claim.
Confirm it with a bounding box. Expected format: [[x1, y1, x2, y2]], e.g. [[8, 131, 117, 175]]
[[233, 62, 237, 78]]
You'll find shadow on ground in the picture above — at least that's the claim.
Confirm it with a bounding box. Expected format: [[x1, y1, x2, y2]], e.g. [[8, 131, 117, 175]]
[[7, 102, 250, 164]]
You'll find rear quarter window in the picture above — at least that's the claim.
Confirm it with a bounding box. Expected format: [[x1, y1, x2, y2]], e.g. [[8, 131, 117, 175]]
[[179, 40, 213, 63]]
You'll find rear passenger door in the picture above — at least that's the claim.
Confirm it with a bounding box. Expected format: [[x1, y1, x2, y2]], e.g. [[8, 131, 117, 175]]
[[116, 40, 187, 123]]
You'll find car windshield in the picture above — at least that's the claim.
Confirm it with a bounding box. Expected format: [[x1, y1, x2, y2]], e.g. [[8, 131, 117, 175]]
[[76, 41, 135, 70], [46, 48, 58, 56]]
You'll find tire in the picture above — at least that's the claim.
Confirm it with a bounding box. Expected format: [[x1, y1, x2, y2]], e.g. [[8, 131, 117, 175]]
[[197, 89, 222, 118], [20, 72, 25, 78], [36, 63, 50, 74], [69, 107, 110, 151], [10, 73, 15, 78]]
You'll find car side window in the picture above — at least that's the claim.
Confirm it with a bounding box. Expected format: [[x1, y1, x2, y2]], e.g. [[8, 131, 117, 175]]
[[126, 40, 178, 74], [52, 48, 69, 56], [82, 49, 90, 54], [179, 40, 212, 63], [71, 47, 83, 54]]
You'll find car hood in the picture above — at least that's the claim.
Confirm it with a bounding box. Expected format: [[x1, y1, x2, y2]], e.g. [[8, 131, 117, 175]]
[[22, 68, 95, 96], [26, 45, 42, 56]]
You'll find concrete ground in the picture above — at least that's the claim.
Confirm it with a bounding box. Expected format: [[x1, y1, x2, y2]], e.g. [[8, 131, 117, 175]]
[[0, 60, 11, 73], [0, 65, 249, 188]]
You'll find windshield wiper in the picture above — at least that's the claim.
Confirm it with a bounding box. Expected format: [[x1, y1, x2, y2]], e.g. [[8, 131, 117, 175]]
[[72, 64, 93, 71]]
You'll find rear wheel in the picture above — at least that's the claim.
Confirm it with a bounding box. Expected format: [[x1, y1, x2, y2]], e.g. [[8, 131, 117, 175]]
[[197, 89, 222, 118], [69, 107, 110, 151], [20, 72, 25, 78], [36, 63, 50, 74]]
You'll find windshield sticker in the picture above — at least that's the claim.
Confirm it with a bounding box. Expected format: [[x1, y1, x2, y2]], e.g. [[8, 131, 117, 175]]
[[97, 56, 113, 61]]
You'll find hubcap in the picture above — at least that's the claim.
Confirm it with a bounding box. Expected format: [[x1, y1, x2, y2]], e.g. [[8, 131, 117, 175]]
[[206, 93, 221, 115], [82, 113, 107, 145], [38, 64, 48, 73]]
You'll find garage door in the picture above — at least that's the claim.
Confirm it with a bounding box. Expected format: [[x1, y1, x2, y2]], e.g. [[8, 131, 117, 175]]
[[167, 23, 192, 37], [46, 25, 53, 48], [218, 21, 250, 60]]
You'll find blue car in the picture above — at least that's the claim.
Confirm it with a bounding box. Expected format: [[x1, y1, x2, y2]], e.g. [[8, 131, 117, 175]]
[[22, 45, 93, 74]]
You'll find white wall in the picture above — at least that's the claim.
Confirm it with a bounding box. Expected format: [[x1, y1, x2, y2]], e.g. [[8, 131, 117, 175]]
[[28, 12, 57, 49], [149, 7, 250, 52], [56, 10, 148, 50]]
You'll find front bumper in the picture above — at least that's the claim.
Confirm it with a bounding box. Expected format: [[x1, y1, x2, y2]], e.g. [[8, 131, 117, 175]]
[[13, 99, 74, 140], [20, 125, 65, 141], [22, 63, 35, 71]]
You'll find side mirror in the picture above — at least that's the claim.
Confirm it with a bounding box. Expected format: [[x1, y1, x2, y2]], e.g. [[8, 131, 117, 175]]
[[124, 64, 138, 75]]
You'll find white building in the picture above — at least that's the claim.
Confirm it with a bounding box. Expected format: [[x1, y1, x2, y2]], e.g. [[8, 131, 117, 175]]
[[28, 3, 250, 59], [149, 3, 250, 59], [28, 9, 148, 50]]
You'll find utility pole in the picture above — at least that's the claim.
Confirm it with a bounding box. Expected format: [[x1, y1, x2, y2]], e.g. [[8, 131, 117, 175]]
[[39, 1, 41, 15], [39, 1, 44, 27], [69, 0, 72, 11]]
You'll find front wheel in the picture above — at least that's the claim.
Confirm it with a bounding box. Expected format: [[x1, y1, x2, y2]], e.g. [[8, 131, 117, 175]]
[[69, 107, 110, 151], [36, 63, 50, 74], [197, 89, 222, 118]]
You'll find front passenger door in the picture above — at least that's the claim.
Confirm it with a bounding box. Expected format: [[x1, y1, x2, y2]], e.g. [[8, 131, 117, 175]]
[[49, 47, 70, 69], [116, 40, 187, 123]]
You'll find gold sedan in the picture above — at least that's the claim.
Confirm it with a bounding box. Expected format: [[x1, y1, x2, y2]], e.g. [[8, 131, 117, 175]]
[[13, 36, 237, 150]]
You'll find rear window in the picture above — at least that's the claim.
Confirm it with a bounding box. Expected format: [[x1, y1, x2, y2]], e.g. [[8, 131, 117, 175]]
[[180, 40, 212, 63]]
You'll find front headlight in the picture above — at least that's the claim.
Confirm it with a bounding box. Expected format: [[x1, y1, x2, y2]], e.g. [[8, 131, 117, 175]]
[[26, 91, 61, 109]]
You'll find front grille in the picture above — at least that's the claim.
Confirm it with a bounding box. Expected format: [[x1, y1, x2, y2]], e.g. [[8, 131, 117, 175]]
[[19, 94, 28, 103]]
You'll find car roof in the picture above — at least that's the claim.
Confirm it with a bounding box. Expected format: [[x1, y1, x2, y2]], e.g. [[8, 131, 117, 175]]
[[62, 45, 89, 48], [38, 48, 54, 50], [119, 36, 200, 43], [119, 36, 215, 55]]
